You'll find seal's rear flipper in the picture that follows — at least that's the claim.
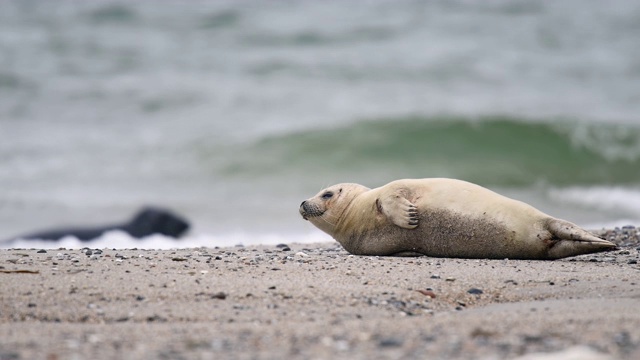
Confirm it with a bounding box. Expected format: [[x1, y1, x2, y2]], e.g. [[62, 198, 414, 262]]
[[546, 219, 617, 259]]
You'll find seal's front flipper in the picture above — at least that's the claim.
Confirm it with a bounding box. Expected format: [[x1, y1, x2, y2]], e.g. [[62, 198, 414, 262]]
[[545, 219, 617, 259], [377, 194, 419, 229]]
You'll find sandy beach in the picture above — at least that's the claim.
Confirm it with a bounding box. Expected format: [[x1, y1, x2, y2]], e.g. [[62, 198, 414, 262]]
[[1, 228, 639, 360]]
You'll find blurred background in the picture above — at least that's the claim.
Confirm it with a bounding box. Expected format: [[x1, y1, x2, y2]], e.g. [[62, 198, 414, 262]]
[[1, 0, 640, 248]]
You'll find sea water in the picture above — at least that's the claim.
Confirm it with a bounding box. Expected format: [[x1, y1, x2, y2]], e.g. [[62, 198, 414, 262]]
[[2, 0, 640, 249]]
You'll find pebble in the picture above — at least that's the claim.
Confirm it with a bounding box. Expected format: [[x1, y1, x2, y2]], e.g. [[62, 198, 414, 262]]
[[211, 292, 227, 300], [467, 288, 484, 295], [416, 289, 436, 298], [378, 338, 403, 348], [275, 244, 292, 251]]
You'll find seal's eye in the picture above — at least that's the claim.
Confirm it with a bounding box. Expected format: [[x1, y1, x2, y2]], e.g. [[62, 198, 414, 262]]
[[321, 191, 334, 200]]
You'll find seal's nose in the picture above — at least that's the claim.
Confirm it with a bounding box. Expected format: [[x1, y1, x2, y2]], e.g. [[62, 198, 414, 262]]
[[299, 201, 309, 220]]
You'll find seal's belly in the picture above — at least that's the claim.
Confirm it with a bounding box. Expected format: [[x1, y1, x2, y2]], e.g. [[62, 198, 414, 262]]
[[350, 209, 545, 259]]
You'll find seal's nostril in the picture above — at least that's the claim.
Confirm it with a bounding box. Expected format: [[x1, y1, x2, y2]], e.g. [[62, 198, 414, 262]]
[[300, 200, 307, 208]]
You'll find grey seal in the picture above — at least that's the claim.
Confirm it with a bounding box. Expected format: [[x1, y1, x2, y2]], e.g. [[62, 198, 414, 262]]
[[299, 178, 616, 260]]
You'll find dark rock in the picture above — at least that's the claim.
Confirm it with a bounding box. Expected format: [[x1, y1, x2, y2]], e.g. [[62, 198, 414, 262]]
[[378, 338, 403, 348], [211, 292, 227, 300], [0, 351, 20, 360], [146, 315, 167, 322], [467, 288, 483, 295], [36, 249, 47, 253], [10, 206, 189, 242]]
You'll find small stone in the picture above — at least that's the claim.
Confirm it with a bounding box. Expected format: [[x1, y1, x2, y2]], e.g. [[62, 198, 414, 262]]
[[378, 338, 403, 348], [416, 289, 436, 298], [280, 247, 291, 252], [85, 249, 93, 256], [37, 249, 47, 254], [275, 243, 289, 249], [467, 288, 483, 295], [430, 274, 440, 279], [628, 260, 638, 264], [212, 292, 226, 300]]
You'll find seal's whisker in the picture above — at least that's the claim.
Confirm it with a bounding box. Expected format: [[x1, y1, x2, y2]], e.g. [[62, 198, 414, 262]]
[[320, 212, 340, 223], [318, 215, 336, 227]]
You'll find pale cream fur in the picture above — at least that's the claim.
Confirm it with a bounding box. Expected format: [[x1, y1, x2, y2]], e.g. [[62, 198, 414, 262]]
[[300, 178, 616, 259]]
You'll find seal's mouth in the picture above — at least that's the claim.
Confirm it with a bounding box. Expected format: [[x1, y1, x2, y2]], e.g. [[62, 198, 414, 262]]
[[300, 201, 324, 220]]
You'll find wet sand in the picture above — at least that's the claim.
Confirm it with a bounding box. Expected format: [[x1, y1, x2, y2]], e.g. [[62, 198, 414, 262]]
[[1, 228, 639, 359]]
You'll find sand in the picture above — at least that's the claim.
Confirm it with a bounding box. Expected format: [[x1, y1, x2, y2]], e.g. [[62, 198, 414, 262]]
[[1, 235, 639, 360]]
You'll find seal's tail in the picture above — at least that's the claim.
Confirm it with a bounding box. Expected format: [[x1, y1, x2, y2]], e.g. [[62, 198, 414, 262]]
[[545, 219, 617, 259]]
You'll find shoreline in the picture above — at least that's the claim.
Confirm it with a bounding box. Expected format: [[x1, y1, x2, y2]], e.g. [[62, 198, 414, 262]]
[[1, 227, 639, 359]]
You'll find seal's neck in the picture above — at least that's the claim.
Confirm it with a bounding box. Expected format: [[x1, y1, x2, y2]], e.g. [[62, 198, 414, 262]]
[[334, 189, 379, 250]]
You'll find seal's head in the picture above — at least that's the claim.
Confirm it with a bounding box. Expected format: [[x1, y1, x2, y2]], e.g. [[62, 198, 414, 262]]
[[299, 183, 369, 235]]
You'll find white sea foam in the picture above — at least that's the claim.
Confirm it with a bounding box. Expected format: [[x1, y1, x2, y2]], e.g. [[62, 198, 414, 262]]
[[3, 230, 332, 250]]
